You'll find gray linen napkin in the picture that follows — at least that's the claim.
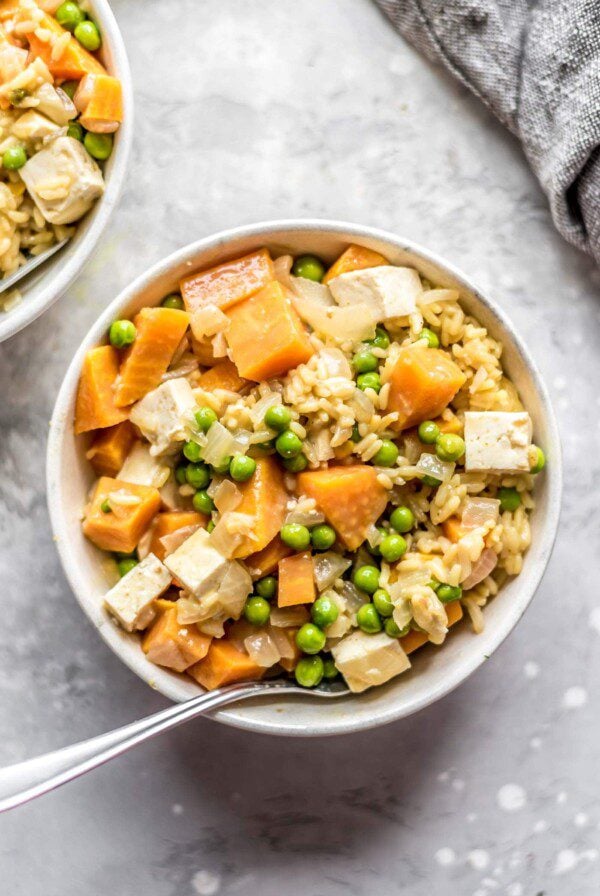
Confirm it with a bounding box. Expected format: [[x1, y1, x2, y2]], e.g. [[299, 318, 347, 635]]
[[374, 0, 600, 263]]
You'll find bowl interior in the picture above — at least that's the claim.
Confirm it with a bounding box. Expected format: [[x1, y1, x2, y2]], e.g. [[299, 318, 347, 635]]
[[47, 221, 562, 736], [0, 0, 133, 343]]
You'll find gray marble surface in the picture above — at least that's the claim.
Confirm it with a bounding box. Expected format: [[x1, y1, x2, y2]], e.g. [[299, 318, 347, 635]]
[[1, 1, 599, 893]]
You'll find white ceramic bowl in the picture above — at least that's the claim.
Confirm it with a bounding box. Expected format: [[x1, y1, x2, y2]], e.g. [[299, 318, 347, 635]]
[[47, 220, 562, 736], [0, 0, 133, 343]]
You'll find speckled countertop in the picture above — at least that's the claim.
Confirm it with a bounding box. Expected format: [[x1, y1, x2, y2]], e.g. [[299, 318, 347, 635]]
[[1, 1, 599, 894]]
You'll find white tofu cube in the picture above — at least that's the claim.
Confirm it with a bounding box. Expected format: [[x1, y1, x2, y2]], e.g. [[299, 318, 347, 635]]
[[118, 441, 171, 488], [331, 631, 411, 693], [164, 528, 229, 598], [11, 110, 60, 142], [464, 411, 532, 472], [328, 266, 422, 320], [104, 553, 171, 632], [129, 378, 196, 456]]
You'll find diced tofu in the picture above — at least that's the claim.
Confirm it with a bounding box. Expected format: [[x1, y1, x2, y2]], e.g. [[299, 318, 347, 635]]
[[104, 553, 171, 632], [33, 82, 77, 126], [19, 135, 104, 225], [11, 110, 60, 142], [118, 441, 171, 488], [328, 266, 422, 320], [164, 528, 229, 598], [129, 378, 196, 456], [331, 631, 411, 693], [183, 560, 252, 623], [464, 411, 532, 472]]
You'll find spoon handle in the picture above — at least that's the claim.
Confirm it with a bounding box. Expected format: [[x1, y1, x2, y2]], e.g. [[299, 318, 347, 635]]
[[0, 681, 266, 813]]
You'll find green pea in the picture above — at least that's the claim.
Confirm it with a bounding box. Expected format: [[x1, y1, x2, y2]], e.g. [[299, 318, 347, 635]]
[[255, 576, 277, 600], [264, 404, 292, 431], [83, 131, 112, 161], [353, 565, 380, 595], [292, 254, 326, 282], [356, 603, 382, 633], [56, 1, 86, 31], [295, 655, 324, 688], [206, 519, 215, 533], [195, 406, 218, 432], [372, 588, 393, 618], [9, 88, 28, 106], [436, 433, 465, 462], [418, 420, 440, 444], [310, 524, 336, 551], [283, 454, 308, 473], [175, 465, 187, 485], [296, 622, 326, 654], [275, 430, 303, 458], [229, 454, 256, 482], [422, 474, 441, 488], [437, 584, 462, 603], [193, 490, 214, 515], [385, 617, 410, 638], [244, 595, 271, 625], [322, 656, 338, 680], [117, 558, 138, 577], [109, 319, 136, 348], [372, 439, 399, 467], [352, 349, 378, 374], [100, 498, 111, 513], [390, 505, 414, 534], [498, 486, 521, 512], [280, 523, 311, 551], [161, 293, 184, 310], [211, 456, 232, 475], [183, 440, 202, 463], [311, 595, 339, 629], [367, 326, 390, 350], [417, 327, 440, 348], [530, 445, 546, 474], [379, 533, 407, 562], [2, 145, 26, 170], [66, 122, 84, 141], [61, 81, 79, 100], [74, 19, 101, 51], [185, 463, 210, 489], [350, 423, 361, 442], [356, 371, 381, 393], [114, 550, 137, 560]]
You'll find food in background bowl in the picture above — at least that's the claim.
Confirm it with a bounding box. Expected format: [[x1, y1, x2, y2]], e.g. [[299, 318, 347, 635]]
[[0, 0, 123, 310], [74, 242, 546, 694]]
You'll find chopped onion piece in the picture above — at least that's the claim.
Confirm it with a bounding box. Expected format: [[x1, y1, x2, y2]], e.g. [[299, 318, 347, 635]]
[[366, 523, 383, 549], [213, 479, 242, 514], [176, 596, 205, 624], [336, 580, 368, 615], [231, 429, 253, 454], [198, 614, 227, 637], [202, 421, 235, 466], [269, 626, 296, 660], [317, 347, 352, 379], [211, 332, 228, 358], [250, 392, 281, 426], [416, 452, 455, 483], [285, 507, 325, 527], [273, 254, 293, 288], [289, 275, 335, 307], [270, 606, 309, 627], [209, 512, 255, 558], [403, 431, 423, 464], [462, 548, 498, 589], [418, 288, 460, 306], [244, 631, 281, 667], [392, 596, 412, 632], [190, 304, 230, 339], [162, 353, 199, 382], [313, 551, 351, 591], [137, 526, 154, 561], [461, 497, 500, 529], [305, 428, 335, 463], [290, 296, 376, 342], [159, 524, 201, 556]]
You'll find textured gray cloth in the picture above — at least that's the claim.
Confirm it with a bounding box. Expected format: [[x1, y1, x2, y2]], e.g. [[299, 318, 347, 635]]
[[375, 0, 600, 263]]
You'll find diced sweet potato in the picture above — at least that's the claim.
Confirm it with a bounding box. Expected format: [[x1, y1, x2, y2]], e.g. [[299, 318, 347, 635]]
[[322, 244, 389, 284], [87, 421, 135, 477], [25, 12, 106, 80], [82, 476, 161, 554], [149, 511, 207, 562], [245, 535, 293, 578], [441, 517, 467, 543], [297, 465, 388, 551], [197, 358, 248, 393], [188, 638, 266, 689], [74, 345, 130, 434], [180, 248, 274, 313], [401, 601, 463, 654], [114, 307, 190, 406], [142, 605, 212, 672], [225, 281, 314, 381], [387, 347, 466, 431], [277, 552, 316, 607], [276, 627, 302, 672], [435, 414, 463, 435], [231, 456, 289, 559], [75, 73, 123, 133]]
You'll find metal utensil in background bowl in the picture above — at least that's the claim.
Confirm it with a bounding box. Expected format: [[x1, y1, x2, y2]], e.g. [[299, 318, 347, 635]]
[[46, 220, 562, 737], [0, 0, 134, 343]]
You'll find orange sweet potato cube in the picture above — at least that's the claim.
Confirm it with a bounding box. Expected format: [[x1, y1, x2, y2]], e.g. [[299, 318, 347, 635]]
[[75, 73, 123, 132], [245, 535, 293, 578], [297, 465, 388, 551], [231, 456, 289, 559], [26, 13, 106, 79], [87, 421, 135, 477], [82, 476, 161, 554], [277, 552, 316, 607], [74, 345, 130, 434], [441, 517, 467, 543], [225, 281, 314, 381], [387, 347, 466, 431], [142, 606, 212, 672], [197, 358, 248, 393], [188, 639, 266, 689], [322, 244, 389, 284], [149, 511, 207, 562], [180, 248, 274, 313]]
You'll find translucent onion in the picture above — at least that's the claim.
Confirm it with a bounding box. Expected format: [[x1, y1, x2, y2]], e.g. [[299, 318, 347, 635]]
[[250, 392, 282, 426], [462, 548, 498, 589], [211, 332, 228, 358], [366, 524, 383, 549], [270, 606, 310, 627], [216, 562, 253, 617], [202, 421, 235, 466], [273, 254, 293, 288], [416, 452, 455, 483], [313, 552, 352, 591], [461, 497, 500, 529], [269, 626, 296, 660], [392, 596, 412, 632], [285, 508, 325, 527], [162, 354, 199, 382], [244, 631, 281, 667], [336, 580, 368, 615], [176, 596, 206, 624], [318, 347, 352, 379], [190, 303, 230, 339], [230, 429, 253, 454], [305, 428, 335, 463], [290, 296, 376, 341], [213, 479, 242, 513], [209, 512, 255, 559], [289, 276, 335, 307], [159, 524, 201, 556], [197, 614, 227, 637], [136, 526, 154, 561], [402, 432, 422, 464]]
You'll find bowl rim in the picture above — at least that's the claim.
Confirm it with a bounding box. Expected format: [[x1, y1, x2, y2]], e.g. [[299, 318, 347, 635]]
[[46, 218, 563, 736], [0, 0, 134, 343]]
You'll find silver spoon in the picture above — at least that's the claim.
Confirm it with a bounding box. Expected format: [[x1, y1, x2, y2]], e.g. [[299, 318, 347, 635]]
[[0, 238, 69, 293], [0, 678, 349, 813]]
